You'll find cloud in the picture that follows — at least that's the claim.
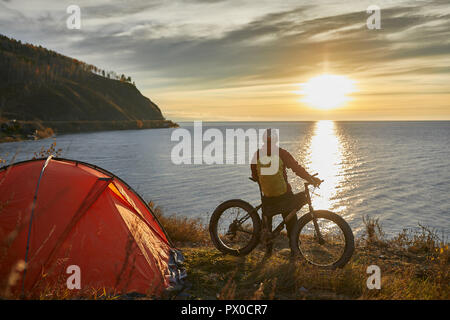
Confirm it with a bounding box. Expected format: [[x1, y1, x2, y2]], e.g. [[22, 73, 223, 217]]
[[59, 2, 449, 90], [1, 0, 449, 119]]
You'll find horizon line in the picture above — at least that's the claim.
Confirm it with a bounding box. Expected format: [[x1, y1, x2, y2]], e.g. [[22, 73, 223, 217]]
[[174, 119, 450, 123]]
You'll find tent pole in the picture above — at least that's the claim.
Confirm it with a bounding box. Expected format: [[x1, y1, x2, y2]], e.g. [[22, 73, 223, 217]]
[[21, 155, 53, 298]]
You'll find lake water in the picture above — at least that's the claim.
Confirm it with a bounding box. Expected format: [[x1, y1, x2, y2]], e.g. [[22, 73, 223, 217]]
[[1, 121, 449, 237]]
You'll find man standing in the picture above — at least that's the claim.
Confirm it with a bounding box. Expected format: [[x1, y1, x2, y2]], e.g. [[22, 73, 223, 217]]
[[251, 129, 322, 258]]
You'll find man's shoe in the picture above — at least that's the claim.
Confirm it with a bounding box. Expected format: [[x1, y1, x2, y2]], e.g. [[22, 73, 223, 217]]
[[262, 248, 273, 261], [289, 249, 300, 263]]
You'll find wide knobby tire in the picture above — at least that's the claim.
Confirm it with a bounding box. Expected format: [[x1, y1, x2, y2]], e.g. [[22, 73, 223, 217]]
[[209, 199, 262, 256], [290, 210, 354, 268]]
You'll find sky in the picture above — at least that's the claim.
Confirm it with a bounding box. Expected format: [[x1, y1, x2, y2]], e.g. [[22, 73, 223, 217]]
[[1, 0, 449, 121]]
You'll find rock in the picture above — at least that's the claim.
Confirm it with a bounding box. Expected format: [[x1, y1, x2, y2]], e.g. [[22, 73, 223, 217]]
[[175, 292, 191, 300], [279, 248, 291, 256], [414, 266, 431, 279], [121, 291, 147, 299]]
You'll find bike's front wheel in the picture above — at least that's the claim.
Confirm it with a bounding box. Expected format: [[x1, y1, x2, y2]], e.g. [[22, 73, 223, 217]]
[[209, 199, 262, 256], [290, 210, 354, 268]]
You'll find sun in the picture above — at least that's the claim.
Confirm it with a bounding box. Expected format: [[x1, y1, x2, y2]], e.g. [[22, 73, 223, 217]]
[[297, 74, 357, 110]]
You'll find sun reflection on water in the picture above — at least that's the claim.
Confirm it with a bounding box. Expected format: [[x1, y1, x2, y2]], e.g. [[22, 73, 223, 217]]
[[304, 120, 346, 212]]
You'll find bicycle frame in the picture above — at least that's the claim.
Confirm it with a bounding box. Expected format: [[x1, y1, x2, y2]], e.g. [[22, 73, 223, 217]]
[[248, 177, 325, 243]]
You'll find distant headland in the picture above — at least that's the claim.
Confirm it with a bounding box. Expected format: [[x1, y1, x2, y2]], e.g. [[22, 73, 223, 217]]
[[0, 34, 177, 143]]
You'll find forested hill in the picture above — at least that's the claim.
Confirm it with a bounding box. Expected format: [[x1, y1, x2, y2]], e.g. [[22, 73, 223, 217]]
[[0, 34, 167, 124]]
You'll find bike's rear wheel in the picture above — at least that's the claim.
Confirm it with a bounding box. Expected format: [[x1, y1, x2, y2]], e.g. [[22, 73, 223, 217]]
[[290, 210, 354, 268], [209, 199, 261, 256]]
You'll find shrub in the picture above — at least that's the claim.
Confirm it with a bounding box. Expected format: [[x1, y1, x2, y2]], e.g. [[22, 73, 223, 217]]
[[35, 127, 54, 139]]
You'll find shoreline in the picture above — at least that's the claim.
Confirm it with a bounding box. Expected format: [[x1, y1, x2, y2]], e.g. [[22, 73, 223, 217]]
[[0, 119, 179, 143]]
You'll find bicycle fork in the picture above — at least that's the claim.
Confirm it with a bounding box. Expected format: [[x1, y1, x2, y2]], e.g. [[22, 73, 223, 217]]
[[305, 186, 325, 245]]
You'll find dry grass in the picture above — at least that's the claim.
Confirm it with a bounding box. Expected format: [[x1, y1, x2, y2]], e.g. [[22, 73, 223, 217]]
[[35, 127, 54, 139], [1, 194, 447, 300], [362, 214, 385, 245], [178, 214, 448, 300], [149, 202, 209, 245], [32, 141, 62, 159]]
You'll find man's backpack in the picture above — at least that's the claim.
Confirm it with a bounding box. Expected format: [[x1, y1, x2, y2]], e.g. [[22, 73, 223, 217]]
[[256, 151, 287, 197]]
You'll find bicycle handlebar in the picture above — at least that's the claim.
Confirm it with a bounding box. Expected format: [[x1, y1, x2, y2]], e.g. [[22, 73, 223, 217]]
[[305, 173, 324, 187]]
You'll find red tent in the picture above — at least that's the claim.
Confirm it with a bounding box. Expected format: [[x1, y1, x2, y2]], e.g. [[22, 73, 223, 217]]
[[0, 157, 185, 298]]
